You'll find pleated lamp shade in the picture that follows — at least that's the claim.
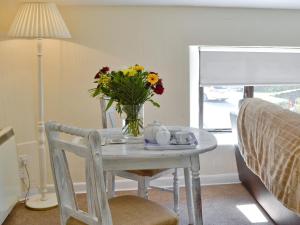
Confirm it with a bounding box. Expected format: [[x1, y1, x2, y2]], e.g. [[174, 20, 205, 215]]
[[8, 2, 71, 39]]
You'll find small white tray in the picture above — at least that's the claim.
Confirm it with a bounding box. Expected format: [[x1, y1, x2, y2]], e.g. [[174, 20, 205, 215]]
[[109, 138, 126, 144], [144, 143, 197, 151]]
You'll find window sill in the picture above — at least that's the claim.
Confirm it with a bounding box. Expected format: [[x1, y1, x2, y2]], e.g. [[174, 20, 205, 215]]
[[211, 132, 237, 146]]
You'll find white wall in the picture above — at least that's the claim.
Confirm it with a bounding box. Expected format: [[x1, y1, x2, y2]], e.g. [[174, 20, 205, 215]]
[[1, 1, 300, 189]]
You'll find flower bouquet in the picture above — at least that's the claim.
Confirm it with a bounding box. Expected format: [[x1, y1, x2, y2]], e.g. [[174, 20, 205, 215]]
[[90, 65, 165, 138]]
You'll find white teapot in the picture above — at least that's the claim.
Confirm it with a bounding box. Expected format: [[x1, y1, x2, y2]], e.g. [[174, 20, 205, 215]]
[[144, 121, 170, 144]]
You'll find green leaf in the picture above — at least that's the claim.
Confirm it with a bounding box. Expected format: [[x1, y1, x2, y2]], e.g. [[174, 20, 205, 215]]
[[116, 103, 122, 115], [89, 88, 101, 97], [105, 98, 114, 111], [149, 99, 160, 108]]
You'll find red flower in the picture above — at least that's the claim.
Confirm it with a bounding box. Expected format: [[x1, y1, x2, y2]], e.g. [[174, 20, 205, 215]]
[[95, 66, 110, 79], [100, 66, 110, 74], [153, 84, 164, 95], [157, 79, 163, 85], [94, 72, 101, 79]]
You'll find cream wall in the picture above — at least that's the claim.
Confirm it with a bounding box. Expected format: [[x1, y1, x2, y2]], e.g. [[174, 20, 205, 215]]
[[1, 1, 300, 189]]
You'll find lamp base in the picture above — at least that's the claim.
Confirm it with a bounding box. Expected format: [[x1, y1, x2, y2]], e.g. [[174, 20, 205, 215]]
[[25, 193, 58, 210]]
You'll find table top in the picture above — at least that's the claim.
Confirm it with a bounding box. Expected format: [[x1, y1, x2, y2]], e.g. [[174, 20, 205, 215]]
[[99, 127, 217, 160]]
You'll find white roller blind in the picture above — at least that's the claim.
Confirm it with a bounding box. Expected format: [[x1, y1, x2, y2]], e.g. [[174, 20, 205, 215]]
[[200, 46, 300, 85]]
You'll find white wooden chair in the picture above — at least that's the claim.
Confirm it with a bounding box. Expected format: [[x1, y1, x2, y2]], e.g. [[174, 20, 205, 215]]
[[45, 121, 179, 225], [100, 99, 180, 213]]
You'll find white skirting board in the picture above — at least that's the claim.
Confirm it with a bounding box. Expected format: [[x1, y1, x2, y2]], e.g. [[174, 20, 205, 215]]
[[21, 173, 240, 199], [43, 173, 240, 194]]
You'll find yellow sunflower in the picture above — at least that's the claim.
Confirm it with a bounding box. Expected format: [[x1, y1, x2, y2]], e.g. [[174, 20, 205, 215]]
[[147, 73, 159, 85], [123, 69, 137, 77], [132, 64, 144, 72]]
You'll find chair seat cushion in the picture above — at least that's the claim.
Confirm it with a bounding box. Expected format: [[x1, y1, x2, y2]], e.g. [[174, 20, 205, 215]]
[[126, 169, 168, 177], [109, 195, 179, 225]]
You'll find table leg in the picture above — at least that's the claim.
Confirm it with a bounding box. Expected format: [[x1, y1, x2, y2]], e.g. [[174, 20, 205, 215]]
[[191, 155, 203, 225], [184, 168, 195, 224], [173, 168, 179, 214], [138, 177, 149, 199]]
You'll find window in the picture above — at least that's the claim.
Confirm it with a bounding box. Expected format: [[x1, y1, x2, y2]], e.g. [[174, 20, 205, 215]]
[[254, 85, 300, 112], [190, 45, 300, 134], [202, 86, 243, 131]]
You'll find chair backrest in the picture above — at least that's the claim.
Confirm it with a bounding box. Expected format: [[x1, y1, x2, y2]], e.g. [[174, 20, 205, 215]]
[[45, 121, 113, 225], [99, 98, 121, 129]]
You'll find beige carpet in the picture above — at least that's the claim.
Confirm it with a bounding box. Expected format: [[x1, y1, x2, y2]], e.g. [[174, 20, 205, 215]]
[[3, 184, 274, 225]]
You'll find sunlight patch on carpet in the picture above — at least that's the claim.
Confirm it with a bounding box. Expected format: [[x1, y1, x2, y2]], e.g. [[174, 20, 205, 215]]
[[236, 204, 268, 223]]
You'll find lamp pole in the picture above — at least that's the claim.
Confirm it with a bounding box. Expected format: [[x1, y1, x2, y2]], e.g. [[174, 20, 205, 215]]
[[37, 38, 48, 201]]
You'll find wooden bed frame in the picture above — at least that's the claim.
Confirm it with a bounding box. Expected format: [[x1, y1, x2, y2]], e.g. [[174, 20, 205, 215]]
[[235, 145, 300, 225]]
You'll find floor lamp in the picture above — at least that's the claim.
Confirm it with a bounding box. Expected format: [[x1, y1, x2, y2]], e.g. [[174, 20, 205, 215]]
[[8, 1, 71, 210]]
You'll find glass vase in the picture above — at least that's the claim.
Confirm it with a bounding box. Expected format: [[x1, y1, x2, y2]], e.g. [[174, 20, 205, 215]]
[[121, 104, 144, 141]]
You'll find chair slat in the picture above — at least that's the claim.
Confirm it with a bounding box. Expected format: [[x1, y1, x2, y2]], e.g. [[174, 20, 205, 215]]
[[47, 121, 91, 137], [62, 206, 98, 224], [54, 139, 88, 158]]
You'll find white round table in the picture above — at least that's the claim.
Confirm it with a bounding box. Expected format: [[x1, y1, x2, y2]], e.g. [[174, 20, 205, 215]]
[[100, 127, 217, 225]]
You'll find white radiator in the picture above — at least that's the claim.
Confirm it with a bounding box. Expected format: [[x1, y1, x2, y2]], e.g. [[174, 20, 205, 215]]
[[0, 127, 21, 224]]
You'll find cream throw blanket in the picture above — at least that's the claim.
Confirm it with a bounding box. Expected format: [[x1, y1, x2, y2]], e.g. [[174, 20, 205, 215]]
[[238, 98, 300, 215]]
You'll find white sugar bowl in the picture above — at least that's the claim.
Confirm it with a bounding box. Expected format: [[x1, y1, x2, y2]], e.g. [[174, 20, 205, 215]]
[[144, 121, 168, 144]]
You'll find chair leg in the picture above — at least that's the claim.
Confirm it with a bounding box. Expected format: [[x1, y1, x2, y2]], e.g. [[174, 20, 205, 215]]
[[173, 168, 179, 214], [184, 168, 194, 225], [60, 212, 69, 225], [138, 177, 149, 199], [107, 171, 115, 199]]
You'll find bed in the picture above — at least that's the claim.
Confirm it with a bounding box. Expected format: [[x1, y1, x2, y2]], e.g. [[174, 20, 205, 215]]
[[231, 98, 300, 225]]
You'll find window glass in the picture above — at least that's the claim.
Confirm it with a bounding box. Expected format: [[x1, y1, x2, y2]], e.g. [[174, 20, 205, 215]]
[[203, 86, 243, 130], [254, 85, 300, 113]]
